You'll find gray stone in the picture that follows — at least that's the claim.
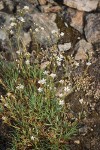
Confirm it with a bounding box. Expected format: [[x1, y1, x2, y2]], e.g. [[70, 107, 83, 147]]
[[64, 0, 99, 12], [74, 39, 93, 60], [0, 12, 11, 27], [58, 43, 71, 51], [79, 125, 88, 134], [84, 13, 100, 44], [0, 13, 11, 52], [30, 13, 59, 47], [0, 30, 7, 41]]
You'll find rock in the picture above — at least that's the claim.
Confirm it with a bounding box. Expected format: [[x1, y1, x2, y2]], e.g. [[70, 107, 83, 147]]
[[64, 0, 99, 12], [79, 125, 88, 135], [74, 39, 93, 60], [0, 30, 7, 41], [41, 4, 61, 13], [3, 0, 14, 12], [30, 13, 59, 47], [58, 43, 71, 51], [74, 140, 80, 144], [0, 12, 11, 27], [40, 4, 52, 12], [0, 1, 4, 10], [38, 0, 47, 5], [47, 0, 57, 5], [0, 12, 11, 53], [84, 13, 100, 45], [65, 8, 84, 33], [75, 45, 91, 61], [97, 1, 100, 11]]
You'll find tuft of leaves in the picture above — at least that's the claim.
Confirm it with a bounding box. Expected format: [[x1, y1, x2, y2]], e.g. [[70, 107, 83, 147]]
[[0, 59, 77, 150]]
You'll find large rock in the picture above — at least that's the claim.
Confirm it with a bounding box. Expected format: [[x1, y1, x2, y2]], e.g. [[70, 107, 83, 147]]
[[30, 13, 59, 46], [74, 39, 93, 60], [64, 0, 99, 12], [84, 13, 100, 44], [65, 8, 84, 33]]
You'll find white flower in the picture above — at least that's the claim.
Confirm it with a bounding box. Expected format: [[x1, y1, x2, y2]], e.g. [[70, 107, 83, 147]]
[[6, 92, 11, 97], [58, 93, 63, 98], [49, 73, 56, 78], [41, 27, 44, 30], [86, 62, 91, 66], [24, 52, 30, 57], [16, 84, 24, 90], [79, 99, 84, 104], [64, 86, 70, 92], [10, 22, 17, 27], [4, 103, 8, 107], [43, 70, 49, 75], [59, 54, 64, 59], [31, 136, 35, 141], [59, 80, 64, 84], [56, 56, 63, 62], [16, 50, 21, 55], [64, 22, 68, 27], [59, 100, 64, 106], [18, 17, 25, 22], [51, 30, 57, 34], [25, 60, 30, 65], [23, 6, 29, 10], [10, 17, 16, 21], [57, 61, 61, 66], [2, 116, 7, 121], [38, 78, 46, 84], [10, 30, 14, 35], [77, 37, 81, 40], [60, 32, 64, 36], [75, 62, 79, 67], [35, 28, 39, 32], [38, 87, 43, 92]]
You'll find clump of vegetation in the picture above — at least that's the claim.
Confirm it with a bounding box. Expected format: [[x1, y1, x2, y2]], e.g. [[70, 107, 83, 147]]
[[0, 50, 77, 149]]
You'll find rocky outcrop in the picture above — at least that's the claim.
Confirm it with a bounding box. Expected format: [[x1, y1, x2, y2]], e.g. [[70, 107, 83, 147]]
[[0, 0, 99, 58], [64, 0, 99, 12]]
